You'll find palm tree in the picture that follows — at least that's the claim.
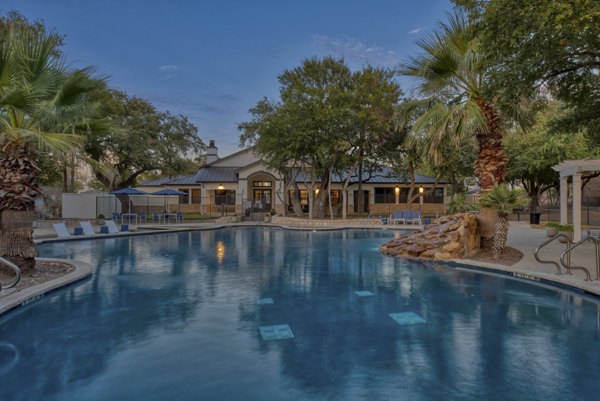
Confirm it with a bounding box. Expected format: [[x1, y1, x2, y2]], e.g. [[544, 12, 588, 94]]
[[0, 28, 101, 273], [479, 185, 527, 258], [399, 15, 527, 245]]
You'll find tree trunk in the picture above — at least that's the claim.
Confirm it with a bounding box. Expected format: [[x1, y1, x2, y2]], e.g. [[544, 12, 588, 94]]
[[290, 182, 304, 217], [493, 213, 509, 259], [0, 141, 39, 273], [327, 169, 333, 220], [475, 99, 508, 248]]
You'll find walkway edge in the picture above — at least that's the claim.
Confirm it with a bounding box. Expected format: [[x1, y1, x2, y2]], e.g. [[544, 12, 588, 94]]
[[450, 258, 600, 298], [0, 258, 92, 316]]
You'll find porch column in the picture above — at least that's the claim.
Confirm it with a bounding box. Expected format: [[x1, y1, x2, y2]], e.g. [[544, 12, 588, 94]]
[[572, 173, 582, 242], [559, 175, 568, 225]]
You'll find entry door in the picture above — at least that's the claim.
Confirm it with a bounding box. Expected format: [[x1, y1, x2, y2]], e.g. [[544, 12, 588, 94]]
[[253, 189, 272, 211]]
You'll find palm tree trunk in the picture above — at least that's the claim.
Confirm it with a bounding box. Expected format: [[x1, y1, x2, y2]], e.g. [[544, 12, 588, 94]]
[[493, 213, 509, 258], [475, 99, 508, 190], [476, 99, 509, 248], [0, 141, 39, 273]]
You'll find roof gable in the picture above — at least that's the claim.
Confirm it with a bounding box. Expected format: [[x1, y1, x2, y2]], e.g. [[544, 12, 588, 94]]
[[209, 147, 260, 167]]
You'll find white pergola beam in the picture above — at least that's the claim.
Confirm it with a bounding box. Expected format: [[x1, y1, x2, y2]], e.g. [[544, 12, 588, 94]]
[[560, 176, 568, 225], [572, 173, 582, 242], [552, 160, 600, 242]]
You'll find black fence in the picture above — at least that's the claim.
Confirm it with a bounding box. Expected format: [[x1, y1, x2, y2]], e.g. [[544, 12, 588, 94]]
[[509, 203, 600, 227]]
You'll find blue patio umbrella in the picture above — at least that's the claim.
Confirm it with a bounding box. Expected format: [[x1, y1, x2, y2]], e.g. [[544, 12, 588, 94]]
[[152, 189, 187, 196], [152, 189, 188, 212], [109, 187, 149, 213], [109, 187, 149, 196]]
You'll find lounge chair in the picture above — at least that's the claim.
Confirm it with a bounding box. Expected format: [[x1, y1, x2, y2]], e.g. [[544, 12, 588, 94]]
[[80, 221, 96, 236], [52, 223, 71, 238], [105, 220, 127, 234]]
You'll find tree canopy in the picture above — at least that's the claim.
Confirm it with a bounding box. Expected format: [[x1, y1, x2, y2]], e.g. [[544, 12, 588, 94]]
[[85, 87, 205, 191], [240, 57, 402, 218], [454, 0, 600, 138]]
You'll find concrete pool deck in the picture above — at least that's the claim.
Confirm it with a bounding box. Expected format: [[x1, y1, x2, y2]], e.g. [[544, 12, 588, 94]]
[[2, 220, 600, 316]]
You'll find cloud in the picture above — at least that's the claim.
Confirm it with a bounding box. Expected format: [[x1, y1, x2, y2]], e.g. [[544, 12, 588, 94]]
[[158, 65, 178, 79], [312, 35, 401, 68], [409, 27, 422, 35]]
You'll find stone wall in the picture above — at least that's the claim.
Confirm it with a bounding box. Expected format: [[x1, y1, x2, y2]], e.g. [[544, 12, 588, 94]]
[[380, 213, 480, 261]]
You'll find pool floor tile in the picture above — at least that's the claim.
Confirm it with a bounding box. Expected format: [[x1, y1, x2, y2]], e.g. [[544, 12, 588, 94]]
[[355, 290, 375, 297], [257, 298, 274, 305], [389, 312, 426, 325], [259, 324, 294, 341]]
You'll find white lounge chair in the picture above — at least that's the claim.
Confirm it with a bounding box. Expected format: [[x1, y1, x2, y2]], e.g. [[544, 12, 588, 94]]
[[105, 220, 120, 234], [80, 221, 96, 236], [52, 223, 71, 238]]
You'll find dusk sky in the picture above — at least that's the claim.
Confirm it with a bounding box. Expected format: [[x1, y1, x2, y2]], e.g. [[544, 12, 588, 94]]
[[3, 0, 453, 155]]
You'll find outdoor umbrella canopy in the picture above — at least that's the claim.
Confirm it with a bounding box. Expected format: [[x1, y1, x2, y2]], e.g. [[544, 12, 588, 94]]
[[109, 187, 149, 213], [152, 189, 187, 196], [109, 188, 149, 195], [152, 189, 187, 212]]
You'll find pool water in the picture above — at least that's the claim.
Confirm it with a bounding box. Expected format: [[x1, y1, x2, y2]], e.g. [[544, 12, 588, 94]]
[[2, 228, 600, 400]]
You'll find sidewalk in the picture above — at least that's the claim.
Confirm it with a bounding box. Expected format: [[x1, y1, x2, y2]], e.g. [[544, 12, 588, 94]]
[[456, 221, 600, 296]]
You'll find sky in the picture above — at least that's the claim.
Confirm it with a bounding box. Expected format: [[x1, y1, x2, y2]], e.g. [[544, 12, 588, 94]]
[[2, 0, 453, 156]]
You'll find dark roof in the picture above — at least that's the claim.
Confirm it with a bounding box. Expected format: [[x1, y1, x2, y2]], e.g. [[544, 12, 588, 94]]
[[193, 166, 239, 183], [293, 167, 447, 185], [165, 175, 200, 185], [138, 174, 199, 187]]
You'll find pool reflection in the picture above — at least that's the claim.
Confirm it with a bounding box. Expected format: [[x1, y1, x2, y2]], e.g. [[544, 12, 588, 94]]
[[0, 228, 599, 401]]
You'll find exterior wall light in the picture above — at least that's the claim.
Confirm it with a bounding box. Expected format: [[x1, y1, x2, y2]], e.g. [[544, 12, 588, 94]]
[[217, 184, 224, 190]]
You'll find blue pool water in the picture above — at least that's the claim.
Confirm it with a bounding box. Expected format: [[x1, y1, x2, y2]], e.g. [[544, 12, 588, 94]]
[[2, 228, 600, 400]]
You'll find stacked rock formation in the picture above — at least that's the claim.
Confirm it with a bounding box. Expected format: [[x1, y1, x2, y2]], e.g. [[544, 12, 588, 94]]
[[380, 213, 480, 261]]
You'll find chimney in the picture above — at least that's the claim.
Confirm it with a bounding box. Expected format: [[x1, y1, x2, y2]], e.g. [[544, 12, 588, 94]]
[[206, 140, 219, 164]]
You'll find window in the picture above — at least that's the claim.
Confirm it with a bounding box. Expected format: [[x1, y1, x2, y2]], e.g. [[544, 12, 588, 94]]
[[253, 181, 272, 187], [215, 189, 236, 205], [375, 187, 395, 204], [191, 189, 201, 204], [424, 188, 444, 204], [178, 189, 189, 204], [330, 190, 340, 206], [399, 188, 410, 203]]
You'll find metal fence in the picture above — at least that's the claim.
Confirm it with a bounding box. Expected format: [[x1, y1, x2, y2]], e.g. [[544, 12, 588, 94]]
[[509, 202, 600, 227]]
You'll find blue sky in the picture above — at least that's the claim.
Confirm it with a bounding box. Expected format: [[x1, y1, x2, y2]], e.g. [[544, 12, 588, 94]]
[[3, 0, 453, 155]]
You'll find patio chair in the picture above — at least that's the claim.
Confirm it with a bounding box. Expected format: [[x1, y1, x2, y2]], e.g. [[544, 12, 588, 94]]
[[151, 212, 161, 223], [112, 212, 121, 221], [80, 221, 97, 236], [390, 211, 406, 225], [407, 211, 422, 225], [139, 212, 147, 223], [52, 223, 71, 238], [176, 212, 183, 223]]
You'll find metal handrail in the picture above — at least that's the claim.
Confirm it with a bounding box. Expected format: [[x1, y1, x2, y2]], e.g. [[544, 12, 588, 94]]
[[0, 256, 21, 291], [534, 234, 572, 275], [560, 237, 597, 281]]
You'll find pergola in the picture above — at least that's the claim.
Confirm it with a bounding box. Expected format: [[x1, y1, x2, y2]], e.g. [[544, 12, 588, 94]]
[[552, 160, 600, 242]]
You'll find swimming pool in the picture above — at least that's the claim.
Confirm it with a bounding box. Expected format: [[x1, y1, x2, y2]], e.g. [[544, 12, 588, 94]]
[[1, 227, 600, 400]]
